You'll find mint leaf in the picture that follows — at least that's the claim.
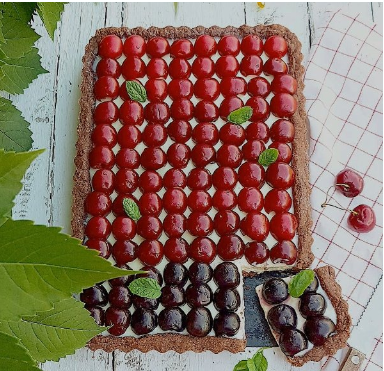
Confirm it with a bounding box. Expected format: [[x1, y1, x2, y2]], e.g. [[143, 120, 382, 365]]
[[288, 270, 315, 298], [0, 97, 33, 151], [227, 106, 253, 124], [233, 360, 248, 371], [0, 3, 37, 24], [123, 197, 141, 221], [253, 349, 268, 371], [129, 278, 161, 299], [125, 80, 147, 103], [37, 2, 66, 40], [258, 148, 279, 167], [247, 359, 256, 371]]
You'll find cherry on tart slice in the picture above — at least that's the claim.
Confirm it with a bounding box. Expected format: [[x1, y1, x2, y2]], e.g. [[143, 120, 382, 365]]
[[264, 189, 292, 214], [85, 191, 111, 216], [262, 278, 288, 305], [269, 142, 292, 163], [105, 307, 131, 336], [94, 76, 119, 100], [217, 35, 240, 56], [146, 57, 168, 79], [248, 77, 271, 98], [264, 35, 288, 58], [163, 213, 186, 238], [137, 215, 163, 240], [240, 212, 269, 241], [270, 212, 298, 241], [98, 35, 123, 59], [170, 39, 194, 59], [267, 304, 297, 333], [271, 74, 298, 95], [335, 168, 364, 197], [217, 234, 245, 261], [241, 35, 263, 56], [214, 210, 240, 236], [192, 122, 219, 145], [168, 79, 193, 100], [270, 93, 297, 118], [93, 101, 118, 125], [266, 162, 295, 189], [244, 242, 269, 265], [80, 285, 107, 306], [194, 35, 217, 57], [111, 240, 137, 265], [270, 119, 295, 143], [96, 58, 121, 78], [146, 36, 170, 57], [303, 316, 336, 346], [263, 58, 288, 76], [145, 79, 167, 102], [189, 237, 216, 264], [300, 292, 326, 318], [279, 328, 308, 356], [270, 240, 297, 265], [164, 238, 189, 263], [121, 56, 146, 79], [137, 240, 164, 266], [246, 121, 270, 143], [123, 35, 145, 57]]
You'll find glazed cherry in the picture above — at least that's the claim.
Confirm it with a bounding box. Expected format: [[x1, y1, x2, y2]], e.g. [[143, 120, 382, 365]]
[[147, 36, 170, 57], [238, 187, 263, 212], [186, 284, 213, 307], [116, 148, 140, 169], [241, 35, 263, 56], [159, 307, 187, 332], [214, 210, 240, 236], [214, 262, 240, 289], [266, 162, 295, 189], [335, 169, 364, 198], [137, 216, 163, 240], [300, 293, 326, 318], [143, 124, 167, 147], [93, 101, 118, 125], [217, 234, 245, 261], [139, 170, 162, 192], [269, 142, 292, 163], [85, 191, 112, 216], [246, 121, 270, 143], [96, 58, 121, 78], [123, 35, 145, 57], [163, 213, 186, 238], [264, 35, 288, 58], [136, 266, 163, 285], [80, 285, 108, 306], [168, 120, 192, 143], [191, 143, 216, 167], [117, 125, 141, 148], [240, 55, 263, 76], [168, 79, 193, 100], [161, 285, 185, 307], [270, 212, 298, 241], [163, 168, 187, 188], [214, 312, 240, 337], [89, 145, 114, 168], [163, 188, 187, 213], [219, 123, 245, 145], [119, 81, 130, 101], [220, 77, 246, 97], [212, 189, 237, 210], [214, 288, 241, 312], [131, 308, 158, 335], [85, 239, 111, 259], [137, 240, 164, 266], [262, 278, 288, 304], [238, 162, 265, 188], [98, 35, 123, 59], [189, 237, 216, 264], [187, 212, 213, 237], [146, 58, 168, 79], [169, 58, 191, 79], [112, 194, 137, 216], [245, 242, 269, 265], [189, 262, 213, 285], [264, 189, 292, 214], [304, 316, 335, 346], [195, 35, 217, 57], [119, 100, 144, 125], [263, 58, 288, 76], [194, 100, 219, 122], [171, 39, 194, 59], [145, 79, 168, 101], [115, 169, 139, 193], [132, 295, 159, 310], [218, 35, 240, 56], [187, 168, 212, 190], [271, 74, 298, 95], [270, 119, 295, 143], [242, 140, 266, 162], [109, 286, 132, 309], [194, 78, 220, 101], [167, 143, 190, 168], [248, 77, 271, 98], [192, 56, 214, 78], [164, 263, 188, 286], [170, 99, 194, 121], [304, 276, 319, 294], [241, 213, 269, 241], [105, 307, 130, 336], [112, 216, 136, 240], [139, 193, 162, 216], [217, 144, 242, 168], [215, 55, 240, 78], [94, 76, 119, 100], [270, 93, 297, 118], [121, 56, 146, 79], [246, 96, 270, 121], [144, 102, 170, 124], [141, 147, 166, 170], [279, 328, 308, 356], [348, 204, 376, 233], [192, 122, 219, 144], [164, 238, 189, 263], [111, 240, 137, 265], [188, 190, 212, 212], [186, 307, 213, 337], [92, 169, 114, 195], [86, 216, 111, 239], [86, 306, 105, 326], [220, 97, 243, 120], [267, 304, 297, 333], [212, 167, 237, 190]]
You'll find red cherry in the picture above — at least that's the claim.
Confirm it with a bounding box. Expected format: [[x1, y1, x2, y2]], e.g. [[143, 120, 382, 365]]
[[86, 239, 111, 259], [146, 58, 168, 79], [137, 215, 163, 240], [264, 189, 292, 213], [217, 36, 240, 56], [245, 242, 269, 265], [119, 82, 130, 101], [123, 35, 146, 57], [243, 139, 266, 162], [270, 241, 297, 265], [147, 37, 170, 57], [192, 57, 214, 78], [93, 101, 118, 125], [187, 212, 213, 237], [139, 193, 162, 216], [217, 144, 242, 168], [212, 189, 237, 210], [144, 102, 170, 124], [187, 168, 212, 190], [168, 120, 192, 143], [264, 36, 288, 58], [170, 99, 194, 121], [171, 39, 194, 59], [266, 162, 295, 189], [98, 35, 123, 59], [238, 187, 263, 212], [141, 147, 166, 170], [117, 125, 141, 148], [194, 78, 220, 101], [89, 146, 114, 169], [163, 188, 187, 213], [248, 77, 271, 98], [195, 35, 217, 57], [212, 167, 237, 190], [121, 56, 146, 79], [220, 77, 246, 97], [94, 76, 119, 100], [91, 124, 117, 147], [348, 205, 376, 233], [269, 142, 292, 163], [335, 169, 364, 198], [238, 162, 265, 188], [241, 35, 263, 56], [112, 194, 137, 216], [163, 169, 187, 189], [168, 79, 193, 100], [189, 237, 216, 263], [194, 101, 219, 122], [164, 238, 189, 263], [270, 93, 297, 118], [116, 148, 140, 169], [192, 122, 219, 144], [240, 55, 263, 76], [112, 240, 137, 265], [145, 79, 168, 102], [139, 170, 162, 192], [270, 212, 298, 240], [215, 55, 240, 78], [219, 123, 245, 145], [163, 213, 187, 238], [214, 210, 240, 236], [96, 58, 121, 78], [137, 240, 164, 266], [246, 121, 270, 143], [105, 307, 130, 336], [169, 58, 191, 79], [92, 169, 115, 195], [142, 124, 167, 147], [240, 213, 269, 241], [119, 100, 144, 126], [270, 119, 295, 143], [86, 216, 111, 239], [167, 143, 190, 168], [112, 216, 136, 240], [246, 96, 270, 121], [85, 191, 112, 216], [271, 74, 298, 95], [115, 169, 139, 193], [263, 58, 288, 76], [188, 190, 212, 212], [217, 234, 245, 261]]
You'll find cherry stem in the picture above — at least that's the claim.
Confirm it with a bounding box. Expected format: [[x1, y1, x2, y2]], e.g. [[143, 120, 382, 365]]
[[335, 183, 350, 189], [321, 202, 358, 215], [323, 185, 344, 208]]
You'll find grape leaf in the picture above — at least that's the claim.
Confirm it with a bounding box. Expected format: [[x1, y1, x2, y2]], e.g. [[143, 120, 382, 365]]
[[37, 2, 66, 40], [0, 219, 141, 321], [0, 297, 104, 363], [0, 3, 37, 24], [0, 332, 41, 371], [0, 47, 47, 95], [0, 98, 33, 152], [252, 349, 268, 371], [0, 149, 43, 226]]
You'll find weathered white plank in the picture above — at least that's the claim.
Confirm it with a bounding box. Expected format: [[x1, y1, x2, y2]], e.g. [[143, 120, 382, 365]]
[[105, 2, 123, 27]]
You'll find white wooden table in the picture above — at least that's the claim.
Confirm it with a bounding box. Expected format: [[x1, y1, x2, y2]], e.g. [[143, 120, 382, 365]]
[[11, 2, 382, 371]]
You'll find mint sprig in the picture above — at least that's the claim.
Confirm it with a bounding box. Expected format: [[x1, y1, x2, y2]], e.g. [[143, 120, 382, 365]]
[[258, 148, 279, 167], [288, 270, 315, 298], [123, 198, 141, 221], [227, 106, 253, 125], [128, 278, 162, 299], [126, 80, 147, 102], [233, 348, 268, 371]]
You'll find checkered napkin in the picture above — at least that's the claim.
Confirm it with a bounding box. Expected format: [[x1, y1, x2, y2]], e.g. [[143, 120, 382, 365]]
[[304, 9, 383, 371]]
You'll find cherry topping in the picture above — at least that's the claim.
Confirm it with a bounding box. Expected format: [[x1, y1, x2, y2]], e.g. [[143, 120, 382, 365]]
[[192, 57, 214, 78], [220, 98, 244, 122], [119, 82, 131, 101], [194, 35, 217, 57], [168, 79, 193, 100], [137, 216, 163, 240], [112, 194, 137, 216], [137, 239, 164, 266], [96, 58, 121, 78], [262, 278, 288, 304], [219, 123, 245, 145], [89, 146, 114, 169], [139, 192, 162, 216], [131, 308, 158, 335], [304, 276, 319, 294], [147, 37, 170, 57], [242, 140, 266, 162], [146, 58, 168, 79], [188, 190, 212, 212], [144, 102, 170, 124], [269, 142, 292, 163], [187, 168, 212, 190], [163, 213, 186, 238], [163, 188, 187, 213], [212, 167, 237, 190], [194, 100, 219, 122], [170, 99, 194, 121], [164, 238, 189, 263], [214, 288, 241, 312], [171, 39, 194, 59], [186, 284, 213, 307], [214, 210, 240, 236], [194, 78, 220, 101], [139, 170, 162, 192], [304, 316, 335, 346], [220, 77, 247, 97], [246, 96, 270, 121], [192, 122, 219, 144], [123, 35, 145, 57], [212, 189, 237, 210], [105, 307, 130, 336], [267, 304, 297, 333], [163, 263, 188, 287], [189, 237, 216, 264], [217, 234, 245, 261], [348, 204, 376, 233], [167, 143, 190, 168], [98, 35, 123, 59], [241, 212, 269, 241], [271, 74, 298, 95], [145, 78, 168, 102], [248, 77, 271, 98], [263, 58, 288, 76], [85, 239, 111, 259], [85, 216, 111, 239], [132, 295, 159, 310], [86, 306, 105, 326], [245, 242, 269, 265], [246, 121, 270, 143], [240, 55, 263, 76], [94, 76, 119, 100], [270, 241, 297, 265], [81, 285, 108, 306], [191, 143, 216, 167], [161, 285, 185, 307], [187, 212, 213, 237], [270, 212, 298, 241], [186, 307, 213, 337], [111, 240, 137, 265], [214, 262, 240, 288], [189, 262, 213, 284], [115, 148, 140, 169], [335, 168, 364, 198], [270, 119, 295, 142], [214, 312, 240, 337], [119, 100, 144, 126], [85, 191, 111, 216], [112, 216, 136, 240], [121, 56, 146, 79], [300, 293, 326, 318], [241, 35, 263, 56], [238, 162, 265, 188], [270, 93, 297, 118], [217, 144, 242, 168], [264, 35, 288, 58], [108, 286, 132, 309], [163, 168, 187, 189], [159, 307, 186, 332], [238, 187, 263, 212], [117, 125, 141, 148], [266, 162, 295, 189], [218, 35, 240, 56], [168, 120, 192, 143], [279, 328, 308, 356], [215, 55, 240, 78], [169, 58, 191, 79], [264, 189, 292, 214], [92, 169, 115, 195], [141, 147, 166, 170], [93, 101, 118, 125], [115, 169, 139, 193]]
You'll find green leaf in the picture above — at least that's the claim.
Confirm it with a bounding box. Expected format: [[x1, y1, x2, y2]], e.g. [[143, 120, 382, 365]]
[[125, 80, 147, 103], [227, 106, 253, 124], [0, 12, 5, 44], [0, 219, 141, 321], [0, 97, 33, 151], [123, 197, 141, 221], [0, 149, 43, 226], [0, 332, 41, 371], [233, 360, 248, 371], [253, 349, 268, 371], [247, 359, 256, 371], [0, 47, 47, 95], [258, 148, 279, 167], [0, 3, 37, 24], [0, 297, 104, 363], [37, 2, 66, 40], [129, 278, 161, 299], [288, 270, 315, 298]]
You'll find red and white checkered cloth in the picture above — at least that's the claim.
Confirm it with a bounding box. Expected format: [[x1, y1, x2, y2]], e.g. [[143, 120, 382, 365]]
[[304, 9, 383, 371]]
